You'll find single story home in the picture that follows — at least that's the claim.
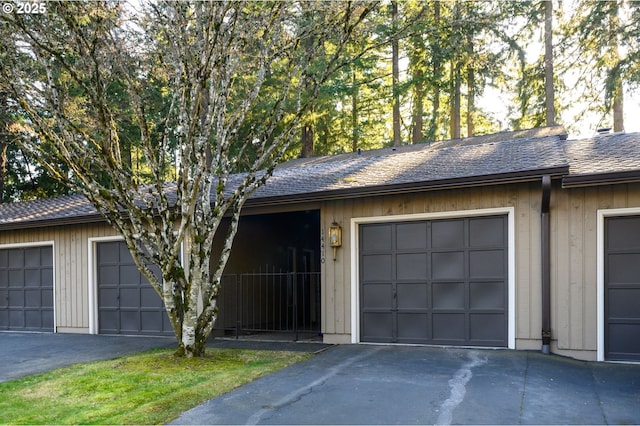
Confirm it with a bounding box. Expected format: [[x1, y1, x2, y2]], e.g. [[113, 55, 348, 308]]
[[1, 125, 639, 362]]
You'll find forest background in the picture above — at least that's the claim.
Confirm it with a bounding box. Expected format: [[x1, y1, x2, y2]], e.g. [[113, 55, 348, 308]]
[[1, 0, 639, 202]]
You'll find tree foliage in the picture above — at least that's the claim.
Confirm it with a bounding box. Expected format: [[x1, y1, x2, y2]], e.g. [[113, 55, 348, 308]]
[[0, 0, 374, 356]]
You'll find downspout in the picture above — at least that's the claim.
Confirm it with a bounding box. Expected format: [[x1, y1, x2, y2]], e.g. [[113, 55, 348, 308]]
[[541, 175, 552, 354]]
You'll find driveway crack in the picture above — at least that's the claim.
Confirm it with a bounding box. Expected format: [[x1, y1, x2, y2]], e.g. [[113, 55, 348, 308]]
[[435, 350, 488, 426]]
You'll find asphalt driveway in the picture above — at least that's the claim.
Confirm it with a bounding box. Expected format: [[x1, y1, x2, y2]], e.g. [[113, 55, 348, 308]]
[[2, 333, 639, 424], [173, 344, 640, 425], [0, 332, 174, 383]]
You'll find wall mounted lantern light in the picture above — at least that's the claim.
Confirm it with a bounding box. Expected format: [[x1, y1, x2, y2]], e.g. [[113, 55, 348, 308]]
[[329, 222, 342, 261]]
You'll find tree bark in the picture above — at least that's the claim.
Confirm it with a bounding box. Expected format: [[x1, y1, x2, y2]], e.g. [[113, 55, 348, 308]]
[[391, 1, 401, 146], [544, 0, 556, 126], [412, 67, 424, 144], [609, 1, 624, 132]]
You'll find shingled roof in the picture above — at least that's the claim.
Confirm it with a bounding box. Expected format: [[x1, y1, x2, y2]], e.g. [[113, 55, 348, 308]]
[[1, 126, 639, 230]]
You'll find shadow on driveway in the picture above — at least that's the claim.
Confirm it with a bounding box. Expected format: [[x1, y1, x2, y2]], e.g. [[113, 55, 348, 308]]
[[0, 332, 175, 383]]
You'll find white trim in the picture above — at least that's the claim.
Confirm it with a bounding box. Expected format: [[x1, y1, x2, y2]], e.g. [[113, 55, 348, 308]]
[[87, 235, 124, 334], [0, 240, 56, 332], [350, 207, 516, 349], [596, 207, 640, 361]]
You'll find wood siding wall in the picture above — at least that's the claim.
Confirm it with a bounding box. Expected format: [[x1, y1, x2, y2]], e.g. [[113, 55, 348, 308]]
[[0, 222, 118, 332]]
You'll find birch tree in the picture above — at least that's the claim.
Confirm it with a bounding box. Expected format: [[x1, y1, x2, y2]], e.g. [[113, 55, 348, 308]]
[[0, 0, 373, 357]]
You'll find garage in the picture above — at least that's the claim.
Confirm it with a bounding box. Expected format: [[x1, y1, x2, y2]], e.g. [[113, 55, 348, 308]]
[[0, 245, 54, 331], [359, 215, 507, 347], [604, 216, 640, 361], [97, 241, 172, 335]]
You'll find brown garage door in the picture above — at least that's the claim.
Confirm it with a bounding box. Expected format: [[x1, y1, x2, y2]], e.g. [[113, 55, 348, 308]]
[[605, 216, 640, 361], [97, 241, 172, 335], [360, 216, 507, 346], [0, 246, 54, 331]]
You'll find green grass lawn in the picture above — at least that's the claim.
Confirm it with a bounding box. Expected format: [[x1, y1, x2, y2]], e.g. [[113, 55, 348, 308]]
[[0, 348, 310, 425]]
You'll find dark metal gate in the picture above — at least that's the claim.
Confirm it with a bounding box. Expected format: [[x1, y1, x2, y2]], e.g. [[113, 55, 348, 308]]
[[214, 270, 321, 340]]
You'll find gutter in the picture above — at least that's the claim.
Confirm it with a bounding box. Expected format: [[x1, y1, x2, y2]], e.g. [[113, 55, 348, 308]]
[[541, 175, 552, 354], [562, 170, 640, 188]]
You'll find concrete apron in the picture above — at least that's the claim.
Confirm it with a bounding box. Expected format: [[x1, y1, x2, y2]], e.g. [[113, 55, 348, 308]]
[[172, 344, 640, 425]]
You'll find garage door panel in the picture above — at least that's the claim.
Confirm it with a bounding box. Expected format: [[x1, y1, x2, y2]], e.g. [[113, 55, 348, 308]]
[[607, 324, 640, 359], [99, 310, 118, 332], [99, 242, 120, 263], [42, 289, 53, 306], [9, 270, 24, 286], [120, 264, 143, 285], [469, 217, 505, 248], [42, 269, 53, 286], [607, 216, 640, 250], [25, 309, 44, 328], [25, 269, 42, 286], [362, 224, 392, 252], [608, 254, 640, 283], [470, 250, 504, 279], [362, 312, 393, 340], [141, 311, 166, 332], [432, 220, 464, 249], [24, 248, 42, 267], [397, 283, 428, 309], [24, 289, 41, 307], [470, 282, 505, 309], [397, 313, 429, 340], [99, 288, 119, 307], [396, 253, 427, 280], [396, 223, 427, 250], [120, 288, 140, 308], [469, 314, 505, 342], [363, 283, 394, 309], [120, 311, 139, 332], [362, 255, 392, 281], [99, 265, 119, 285], [8, 250, 23, 267], [0, 289, 6, 308], [141, 287, 163, 308], [9, 310, 24, 328], [433, 314, 465, 341], [432, 282, 465, 309], [607, 288, 640, 319], [432, 252, 465, 280], [9, 290, 24, 305]]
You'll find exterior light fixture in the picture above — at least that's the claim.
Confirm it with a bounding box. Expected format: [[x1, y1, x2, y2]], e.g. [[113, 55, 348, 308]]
[[329, 222, 342, 261]]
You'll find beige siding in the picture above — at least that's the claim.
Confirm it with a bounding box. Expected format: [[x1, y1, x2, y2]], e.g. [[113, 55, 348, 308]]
[[551, 182, 640, 360], [0, 222, 118, 332]]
